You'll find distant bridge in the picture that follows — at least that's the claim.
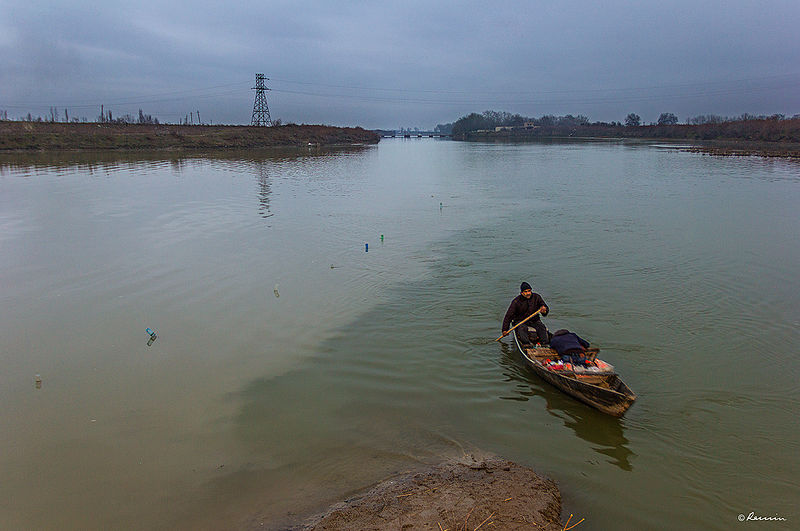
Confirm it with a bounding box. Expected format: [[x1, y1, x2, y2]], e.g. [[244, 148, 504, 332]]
[[375, 130, 451, 138]]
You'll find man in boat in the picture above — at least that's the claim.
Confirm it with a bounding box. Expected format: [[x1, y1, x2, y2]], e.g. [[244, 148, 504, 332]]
[[501, 282, 549, 347], [550, 329, 591, 366]]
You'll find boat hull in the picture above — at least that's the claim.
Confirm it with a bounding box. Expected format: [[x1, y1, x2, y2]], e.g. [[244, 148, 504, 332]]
[[513, 331, 636, 416]]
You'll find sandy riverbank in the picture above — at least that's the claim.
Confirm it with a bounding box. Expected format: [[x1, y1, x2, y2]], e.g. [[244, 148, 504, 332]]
[[272, 456, 566, 531]]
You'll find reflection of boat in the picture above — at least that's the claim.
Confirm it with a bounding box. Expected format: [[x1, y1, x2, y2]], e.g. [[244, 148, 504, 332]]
[[512, 328, 636, 416], [559, 407, 636, 471]]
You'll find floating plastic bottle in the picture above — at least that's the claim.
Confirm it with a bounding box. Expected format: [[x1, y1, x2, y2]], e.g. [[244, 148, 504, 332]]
[[365, 243, 369, 252], [35, 374, 42, 389], [146, 328, 157, 346], [380, 234, 384, 242], [274, 284, 280, 298]]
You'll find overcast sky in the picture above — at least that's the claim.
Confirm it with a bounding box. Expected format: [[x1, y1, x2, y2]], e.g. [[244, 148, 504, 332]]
[[2, 0, 799, 128]]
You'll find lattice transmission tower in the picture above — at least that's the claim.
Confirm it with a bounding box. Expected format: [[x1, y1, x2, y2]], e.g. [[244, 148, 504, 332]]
[[251, 73, 273, 126]]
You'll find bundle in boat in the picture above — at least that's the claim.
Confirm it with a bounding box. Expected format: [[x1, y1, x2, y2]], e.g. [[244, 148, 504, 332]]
[[513, 328, 636, 416]]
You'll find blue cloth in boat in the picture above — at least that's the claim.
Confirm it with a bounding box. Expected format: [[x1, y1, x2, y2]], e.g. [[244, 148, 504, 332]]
[[550, 330, 590, 364]]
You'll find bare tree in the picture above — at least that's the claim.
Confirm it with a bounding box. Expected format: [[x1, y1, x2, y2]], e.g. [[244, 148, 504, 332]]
[[657, 113, 678, 125]]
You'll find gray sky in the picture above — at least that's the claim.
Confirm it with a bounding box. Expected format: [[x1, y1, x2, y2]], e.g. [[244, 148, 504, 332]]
[[2, 0, 799, 129]]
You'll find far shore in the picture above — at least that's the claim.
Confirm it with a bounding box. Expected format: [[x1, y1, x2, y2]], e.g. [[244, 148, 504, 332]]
[[679, 139, 800, 159], [459, 132, 800, 160], [457, 117, 800, 160], [2, 121, 798, 160], [0, 121, 380, 152]]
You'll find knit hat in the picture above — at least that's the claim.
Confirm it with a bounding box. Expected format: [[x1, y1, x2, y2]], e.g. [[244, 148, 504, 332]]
[[520, 282, 532, 292]]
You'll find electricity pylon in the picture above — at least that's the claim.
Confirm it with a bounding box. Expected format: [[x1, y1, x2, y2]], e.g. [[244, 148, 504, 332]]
[[251, 73, 273, 126]]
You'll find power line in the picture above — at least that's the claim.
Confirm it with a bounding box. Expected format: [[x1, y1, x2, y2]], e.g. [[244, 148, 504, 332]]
[[1, 81, 252, 109], [2, 72, 797, 120], [4, 71, 798, 110], [269, 72, 800, 97], [269, 79, 800, 107]]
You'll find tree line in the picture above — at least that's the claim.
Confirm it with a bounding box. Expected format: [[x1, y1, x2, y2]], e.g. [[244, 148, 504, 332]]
[[437, 111, 594, 136], [97, 107, 160, 125], [440, 110, 800, 143], [0, 107, 162, 125]]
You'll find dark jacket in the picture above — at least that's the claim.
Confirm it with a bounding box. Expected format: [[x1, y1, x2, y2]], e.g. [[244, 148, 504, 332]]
[[549, 331, 590, 356], [502, 293, 548, 332]]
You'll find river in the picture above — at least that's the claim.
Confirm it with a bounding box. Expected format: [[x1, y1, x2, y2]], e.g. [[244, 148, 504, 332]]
[[1, 139, 797, 530]]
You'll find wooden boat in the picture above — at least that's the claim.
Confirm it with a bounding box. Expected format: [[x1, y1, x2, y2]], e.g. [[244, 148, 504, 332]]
[[512, 327, 636, 416]]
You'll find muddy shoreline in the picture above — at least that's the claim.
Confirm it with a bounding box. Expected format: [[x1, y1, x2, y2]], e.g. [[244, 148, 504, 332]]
[[0, 122, 380, 151], [460, 130, 800, 160], [679, 140, 800, 159], [256, 456, 567, 531]]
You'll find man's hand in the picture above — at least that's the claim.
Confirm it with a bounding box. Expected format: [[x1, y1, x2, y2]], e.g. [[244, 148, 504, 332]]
[[501, 330, 509, 337], [539, 306, 547, 315]]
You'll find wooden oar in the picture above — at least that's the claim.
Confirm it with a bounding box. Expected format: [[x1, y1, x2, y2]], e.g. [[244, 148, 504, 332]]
[[495, 309, 542, 342]]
